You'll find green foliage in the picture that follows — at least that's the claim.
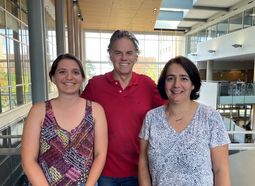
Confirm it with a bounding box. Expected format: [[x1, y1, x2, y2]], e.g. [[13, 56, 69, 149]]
[[86, 62, 96, 80]]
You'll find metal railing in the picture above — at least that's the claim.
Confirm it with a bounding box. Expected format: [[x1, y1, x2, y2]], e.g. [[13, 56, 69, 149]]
[[218, 82, 255, 96], [0, 119, 24, 185]]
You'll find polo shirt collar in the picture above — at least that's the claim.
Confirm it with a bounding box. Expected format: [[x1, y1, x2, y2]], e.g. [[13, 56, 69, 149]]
[[105, 71, 138, 86]]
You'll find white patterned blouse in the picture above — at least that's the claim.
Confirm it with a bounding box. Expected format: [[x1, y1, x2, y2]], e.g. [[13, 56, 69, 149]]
[[139, 103, 230, 186]]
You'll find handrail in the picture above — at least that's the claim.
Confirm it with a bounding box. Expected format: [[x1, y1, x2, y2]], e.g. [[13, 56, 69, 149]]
[[227, 131, 255, 150], [229, 143, 255, 150], [227, 131, 255, 134], [0, 135, 22, 138], [0, 147, 21, 155], [0, 103, 31, 129]]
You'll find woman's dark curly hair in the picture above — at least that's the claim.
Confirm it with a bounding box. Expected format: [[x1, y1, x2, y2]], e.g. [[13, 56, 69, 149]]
[[157, 56, 201, 100]]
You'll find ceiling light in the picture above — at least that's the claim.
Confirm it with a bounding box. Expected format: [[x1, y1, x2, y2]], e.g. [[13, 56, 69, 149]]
[[208, 50, 216, 53], [232, 44, 242, 48]]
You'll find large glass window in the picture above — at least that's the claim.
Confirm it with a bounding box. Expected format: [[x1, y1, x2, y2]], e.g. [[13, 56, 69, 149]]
[[0, 0, 4, 7], [44, 1, 57, 95], [207, 24, 217, 40], [6, 13, 20, 41], [0, 35, 9, 112], [229, 13, 243, 33], [243, 8, 253, 29], [6, 0, 19, 18], [253, 8, 255, 26], [20, 0, 28, 24], [187, 34, 198, 54], [21, 43, 31, 103], [0, 9, 5, 35], [186, 6, 255, 57], [137, 34, 160, 66], [86, 36, 101, 61], [20, 23, 28, 45], [85, 33, 112, 77], [8, 38, 23, 108], [0, 1, 30, 113], [217, 20, 228, 36], [85, 31, 184, 82], [198, 29, 207, 42]]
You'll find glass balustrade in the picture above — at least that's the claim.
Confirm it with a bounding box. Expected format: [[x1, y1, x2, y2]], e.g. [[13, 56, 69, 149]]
[[217, 82, 255, 151]]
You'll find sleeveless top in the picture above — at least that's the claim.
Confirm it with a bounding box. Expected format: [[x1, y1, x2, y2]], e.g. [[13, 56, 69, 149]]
[[38, 99, 95, 186]]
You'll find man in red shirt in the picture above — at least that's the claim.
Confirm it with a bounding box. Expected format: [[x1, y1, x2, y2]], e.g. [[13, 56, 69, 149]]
[[81, 30, 165, 186]]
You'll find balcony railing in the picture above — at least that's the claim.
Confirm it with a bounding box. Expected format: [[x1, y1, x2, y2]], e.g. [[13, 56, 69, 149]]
[[0, 117, 24, 185]]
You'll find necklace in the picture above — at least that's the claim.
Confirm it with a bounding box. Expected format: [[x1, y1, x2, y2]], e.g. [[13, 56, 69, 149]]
[[165, 109, 184, 122], [175, 116, 183, 122]]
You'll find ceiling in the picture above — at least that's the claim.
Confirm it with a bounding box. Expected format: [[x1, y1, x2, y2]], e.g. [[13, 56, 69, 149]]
[[79, 0, 162, 33], [79, 0, 244, 33]]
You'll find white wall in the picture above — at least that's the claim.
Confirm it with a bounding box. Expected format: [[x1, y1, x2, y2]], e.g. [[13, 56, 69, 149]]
[[195, 26, 255, 62], [230, 150, 255, 186], [197, 60, 254, 71], [197, 82, 218, 109]]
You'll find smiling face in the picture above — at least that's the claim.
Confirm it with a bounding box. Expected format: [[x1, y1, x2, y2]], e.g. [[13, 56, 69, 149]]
[[52, 59, 84, 95], [165, 63, 194, 104], [109, 38, 138, 78]]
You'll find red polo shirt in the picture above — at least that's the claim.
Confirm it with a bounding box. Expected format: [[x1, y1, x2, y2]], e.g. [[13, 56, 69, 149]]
[[80, 71, 165, 177]]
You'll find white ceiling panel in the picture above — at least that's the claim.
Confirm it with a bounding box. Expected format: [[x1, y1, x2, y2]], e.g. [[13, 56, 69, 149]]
[[184, 9, 218, 19], [193, 0, 242, 7], [178, 21, 199, 27]]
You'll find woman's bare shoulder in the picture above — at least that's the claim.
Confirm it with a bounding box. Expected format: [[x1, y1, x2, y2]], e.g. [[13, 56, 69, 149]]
[[31, 101, 45, 110], [88, 100, 105, 117], [28, 101, 46, 118]]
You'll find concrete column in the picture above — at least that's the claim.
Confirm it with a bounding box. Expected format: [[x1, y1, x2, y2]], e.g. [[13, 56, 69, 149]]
[[251, 58, 255, 131], [78, 19, 83, 60], [55, 0, 65, 55], [73, 2, 79, 58], [66, 0, 74, 54], [78, 16, 83, 60], [253, 58, 255, 83], [27, 0, 47, 103], [206, 60, 213, 81], [80, 28, 85, 63]]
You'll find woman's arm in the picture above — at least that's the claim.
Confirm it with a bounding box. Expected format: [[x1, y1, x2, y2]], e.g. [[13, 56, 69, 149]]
[[21, 103, 49, 186], [138, 139, 151, 186], [85, 102, 108, 186], [211, 144, 231, 186]]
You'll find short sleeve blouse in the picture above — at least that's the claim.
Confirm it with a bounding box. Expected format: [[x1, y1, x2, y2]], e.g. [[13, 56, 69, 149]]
[[139, 103, 230, 186]]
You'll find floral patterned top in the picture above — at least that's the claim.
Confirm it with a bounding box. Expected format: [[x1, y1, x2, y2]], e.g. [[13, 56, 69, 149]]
[[139, 103, 230, 186], [38, 99, 94, 186]]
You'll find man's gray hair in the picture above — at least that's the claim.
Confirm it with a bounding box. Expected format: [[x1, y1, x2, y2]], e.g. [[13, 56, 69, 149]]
[[107, 30, 140, 54]]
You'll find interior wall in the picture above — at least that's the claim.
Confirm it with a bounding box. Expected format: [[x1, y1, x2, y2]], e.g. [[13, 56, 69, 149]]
[[197, 60, 254, 82], [230, 150, 255, 186], [195, 26, 255, 62], [213, 70, 253, 82]]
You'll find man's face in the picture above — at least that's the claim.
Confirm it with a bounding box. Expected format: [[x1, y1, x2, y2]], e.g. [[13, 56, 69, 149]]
[[110, 38, 138, 77]]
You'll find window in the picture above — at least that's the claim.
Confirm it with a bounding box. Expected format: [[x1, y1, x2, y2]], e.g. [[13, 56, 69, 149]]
[[207, 24, 217, 39], [243, 8, 253, 28], [0, 1, 30, 113], [198, 29, 207, 42], [217, 20, 228, 36], [84, 31, 184, 82], [187, 34, 198, 54], [229, 13, 243, 33]]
